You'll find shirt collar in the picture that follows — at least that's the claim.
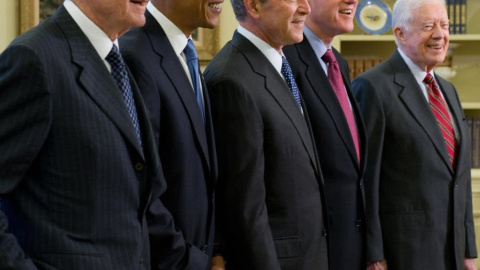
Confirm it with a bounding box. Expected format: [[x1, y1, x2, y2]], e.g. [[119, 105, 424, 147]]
[[147, 2, 190, 57], [63, 0, 117, 61], [304, 27, 329, 57], [304, 26, 331, 73], [237, 25, 284, 75], [397, 48, 432, 86]]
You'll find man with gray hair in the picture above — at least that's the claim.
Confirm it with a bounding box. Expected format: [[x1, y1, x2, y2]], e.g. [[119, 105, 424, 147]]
[[352, 0, 477, 269], [0, 0, 196, 269], [204, 0, 329, 269]]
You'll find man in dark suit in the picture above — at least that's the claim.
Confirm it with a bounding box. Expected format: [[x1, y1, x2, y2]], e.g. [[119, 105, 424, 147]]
[[283, 0, 366, 268], [204, 0, 329, 269], [0, 0, 198, 269], [119, 0, 222, 269], [351, 0, 477, 269]]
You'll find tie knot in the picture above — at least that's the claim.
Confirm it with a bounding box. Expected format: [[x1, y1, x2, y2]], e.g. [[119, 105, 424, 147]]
[[423, 73, 434, 85], [106, 44, 125, 68], [281, 56, 291, 75], [183, 39, 198, 61], [322, 49, 336, 64]]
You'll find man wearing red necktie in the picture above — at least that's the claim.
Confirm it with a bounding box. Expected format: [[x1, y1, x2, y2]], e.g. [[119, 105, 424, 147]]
[[351, 0, 477, 269], [284, 0, 367, 269]]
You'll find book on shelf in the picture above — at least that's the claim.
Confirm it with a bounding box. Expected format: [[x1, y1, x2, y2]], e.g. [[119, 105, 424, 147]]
[[448, 0, 467, 34], [468, 117, 480, 169], [345, 57, 384, 81]]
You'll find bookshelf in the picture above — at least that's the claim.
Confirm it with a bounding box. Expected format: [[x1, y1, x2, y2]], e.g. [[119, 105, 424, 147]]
[[335, 0, 480, 264]]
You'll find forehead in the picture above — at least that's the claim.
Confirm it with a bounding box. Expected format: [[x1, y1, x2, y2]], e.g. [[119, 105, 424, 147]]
[[412, 2, 448, 22]]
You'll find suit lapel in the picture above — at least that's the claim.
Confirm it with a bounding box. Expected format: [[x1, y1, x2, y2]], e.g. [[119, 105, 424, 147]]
[[436, 76, 467, 176], [144, 12, 211, 171], [55, 6, 144, 158], [231, 33, 318, 172], [295, 39, 360, 166], [392, 51, 452, 171]]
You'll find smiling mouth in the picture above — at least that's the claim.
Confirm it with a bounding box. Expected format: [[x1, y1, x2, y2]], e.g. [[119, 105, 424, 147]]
[[130, 0, 148, 6], [339, 9, 353, 14], [428, 45, 443, 49], [292, 20, 305, 25], [209, 3, 222, 9]]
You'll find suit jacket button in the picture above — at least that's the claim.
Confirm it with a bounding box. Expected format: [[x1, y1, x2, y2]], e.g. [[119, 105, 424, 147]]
[[135, 162, 144, 171], [322, 229, 327, 237], [355, 219, 363, 227]]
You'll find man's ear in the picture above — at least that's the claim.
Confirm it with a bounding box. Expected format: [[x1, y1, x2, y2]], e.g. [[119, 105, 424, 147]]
[[244, 0, 261, 19], [394, 26, 407, 46]]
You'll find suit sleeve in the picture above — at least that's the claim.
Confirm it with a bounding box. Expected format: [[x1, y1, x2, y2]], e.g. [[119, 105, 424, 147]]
[[147, 188, 209, 270], [207, 78, 281, 270], [452, 85, 478, 259], [0, 44, 49, 269], [444, 82, 477, 259], [465, 170, 477, 258], [351, 76, 386, 263]]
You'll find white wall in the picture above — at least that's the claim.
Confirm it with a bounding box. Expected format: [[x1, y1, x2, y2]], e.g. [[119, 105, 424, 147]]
[[219, 1, 238, 48], [0, 0, 18, 52]]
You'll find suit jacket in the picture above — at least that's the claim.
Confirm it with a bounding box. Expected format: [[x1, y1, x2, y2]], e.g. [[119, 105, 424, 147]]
[[119, 10, 217, 270], [0, 6, 197, 270], [351, 50, 477, 270], [203, 31, 329, 270], [284, 39, 367, 270]]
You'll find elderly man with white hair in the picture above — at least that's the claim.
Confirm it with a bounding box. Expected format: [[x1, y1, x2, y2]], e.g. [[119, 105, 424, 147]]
[[352, 0, 478, 269]]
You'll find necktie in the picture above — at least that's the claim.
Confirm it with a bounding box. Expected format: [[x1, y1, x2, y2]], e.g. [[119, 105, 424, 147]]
[[281, 56, 303, 111], [183, 39, 205, 122], [106, 44, 142, 145], [322, 49, 360, 162], [424, 73, 457, 168]]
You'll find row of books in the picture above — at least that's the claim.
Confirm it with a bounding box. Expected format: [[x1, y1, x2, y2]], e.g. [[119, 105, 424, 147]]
[[468, 118, 480, 168], [345, 57, 384, 81], [447, 0, 467, 34]]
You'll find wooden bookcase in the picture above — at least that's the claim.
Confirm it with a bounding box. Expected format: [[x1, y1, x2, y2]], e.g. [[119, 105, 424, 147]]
[[333, 0, 480, 264]]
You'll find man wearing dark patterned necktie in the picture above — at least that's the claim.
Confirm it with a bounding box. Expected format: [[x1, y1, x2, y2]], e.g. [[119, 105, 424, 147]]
[[351, 0, 477, 269], [0, 0, 196, 269], [203, 0, 330, 269]]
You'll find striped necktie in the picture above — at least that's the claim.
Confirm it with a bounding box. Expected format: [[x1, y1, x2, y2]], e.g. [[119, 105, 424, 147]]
[[424, 73, 457, 168]]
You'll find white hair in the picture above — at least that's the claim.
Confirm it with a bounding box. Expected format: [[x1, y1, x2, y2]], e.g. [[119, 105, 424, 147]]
[[392, 0, 447, 45]]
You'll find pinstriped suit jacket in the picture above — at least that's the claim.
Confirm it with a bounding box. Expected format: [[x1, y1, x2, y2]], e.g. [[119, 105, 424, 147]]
[[0, 6, 193, 270]]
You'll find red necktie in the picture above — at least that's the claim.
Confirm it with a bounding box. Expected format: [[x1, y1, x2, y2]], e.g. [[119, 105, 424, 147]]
[[424, 73, 457, 169], [322, 49, 360, 163]]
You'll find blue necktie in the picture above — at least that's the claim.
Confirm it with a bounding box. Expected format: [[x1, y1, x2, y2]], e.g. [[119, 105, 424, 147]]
[[106, 44, 142, 145], [183, 39, 205, 122], [281, 56, 303, 111]]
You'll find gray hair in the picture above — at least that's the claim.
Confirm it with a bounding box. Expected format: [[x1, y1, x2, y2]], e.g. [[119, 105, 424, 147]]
[[230, 0, 268, 21], [392, 0, 446, 45]]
